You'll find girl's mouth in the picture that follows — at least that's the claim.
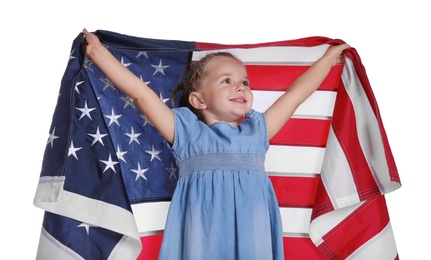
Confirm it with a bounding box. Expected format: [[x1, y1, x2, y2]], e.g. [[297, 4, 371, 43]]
[[229, 97, 247, 103]]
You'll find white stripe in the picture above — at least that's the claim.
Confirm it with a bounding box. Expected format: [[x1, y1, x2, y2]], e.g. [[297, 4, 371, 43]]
[[36, 228, 140, 260], [308, 202, 363, 246], [252, 90, 336, 119], [36, 228, 84, 260], [192, 45, 329, 64], [131, 202, 314, 239], [266, 145, 325, 175], [346, 222, 397, 260], [34, 177, 140, 241], [280, 207, 311, 237], [132, 201, 170, 233], [342, 59, 400, 194], [108, 234, 145, 260], [321, 127, 361, 208]]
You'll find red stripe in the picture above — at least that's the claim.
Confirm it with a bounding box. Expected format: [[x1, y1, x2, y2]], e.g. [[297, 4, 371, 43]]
[[318, 195, 390, 259], [137, 234, 163, 260], [311, 78, 382, 219], [332, 82, 380, 200], [283, 237, 325, 259], [347, 51, 399, 183], [311, 178, 334, 220], [137, 229, 330, 259], [270, 118, 331, 147], [270, 176, 319, 207], [194, 36, 334, 50], [247, 64, 344, 91]]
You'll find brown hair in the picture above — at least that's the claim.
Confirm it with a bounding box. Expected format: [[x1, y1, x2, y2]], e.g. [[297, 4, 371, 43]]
[[171, 52, 241, 121]]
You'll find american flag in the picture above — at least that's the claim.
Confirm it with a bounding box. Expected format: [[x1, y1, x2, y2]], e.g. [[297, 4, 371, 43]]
[[33, 30, 401, 259]]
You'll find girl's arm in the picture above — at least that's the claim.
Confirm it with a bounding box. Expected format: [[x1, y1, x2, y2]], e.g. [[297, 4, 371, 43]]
[[83, 29, 175, 144], [265, 43, 350, 139]]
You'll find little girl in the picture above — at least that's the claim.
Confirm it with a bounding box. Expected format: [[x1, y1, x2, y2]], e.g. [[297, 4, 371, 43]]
[[83, 29, 349, 260]]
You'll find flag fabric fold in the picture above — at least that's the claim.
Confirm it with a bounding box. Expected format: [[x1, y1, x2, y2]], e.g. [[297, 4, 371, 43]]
[[34, 30, 401, 259]]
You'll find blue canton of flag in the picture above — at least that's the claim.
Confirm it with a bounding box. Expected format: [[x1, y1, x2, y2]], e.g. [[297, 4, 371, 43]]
[[34, 30, 196, 259]]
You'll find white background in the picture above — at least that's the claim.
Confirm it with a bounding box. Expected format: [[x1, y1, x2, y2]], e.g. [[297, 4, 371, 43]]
[[1, 0, 428, 258]]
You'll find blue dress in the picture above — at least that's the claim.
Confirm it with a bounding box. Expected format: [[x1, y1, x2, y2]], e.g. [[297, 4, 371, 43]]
[[158, 108, 284, 260]]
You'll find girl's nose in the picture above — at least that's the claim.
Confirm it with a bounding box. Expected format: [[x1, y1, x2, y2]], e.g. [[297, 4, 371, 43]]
[[236, 84, 245, 92]]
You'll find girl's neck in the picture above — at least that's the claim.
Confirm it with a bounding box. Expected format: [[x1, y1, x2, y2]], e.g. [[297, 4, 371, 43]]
[[203, 115, 241, 127]]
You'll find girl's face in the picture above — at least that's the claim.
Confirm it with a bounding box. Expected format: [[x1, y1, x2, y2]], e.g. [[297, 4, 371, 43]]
[[198, 57, 253, 126]]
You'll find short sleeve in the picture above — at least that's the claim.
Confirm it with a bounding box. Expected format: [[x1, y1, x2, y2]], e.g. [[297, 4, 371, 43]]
[[171, 107, 200, 154], [245, 109, 269, 151]]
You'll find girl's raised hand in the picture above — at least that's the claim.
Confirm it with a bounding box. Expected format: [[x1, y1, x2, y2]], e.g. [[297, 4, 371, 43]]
[[82, 28, 102, 58], [323, 43, 350, 67]]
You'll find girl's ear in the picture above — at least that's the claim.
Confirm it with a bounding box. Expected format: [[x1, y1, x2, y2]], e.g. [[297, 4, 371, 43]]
[[189, 92, 207, 109]]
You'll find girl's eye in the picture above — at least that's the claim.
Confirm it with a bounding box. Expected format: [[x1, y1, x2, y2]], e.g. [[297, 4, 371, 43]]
[[242, 81, 250, 87], [222, 78, 231, 84]]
